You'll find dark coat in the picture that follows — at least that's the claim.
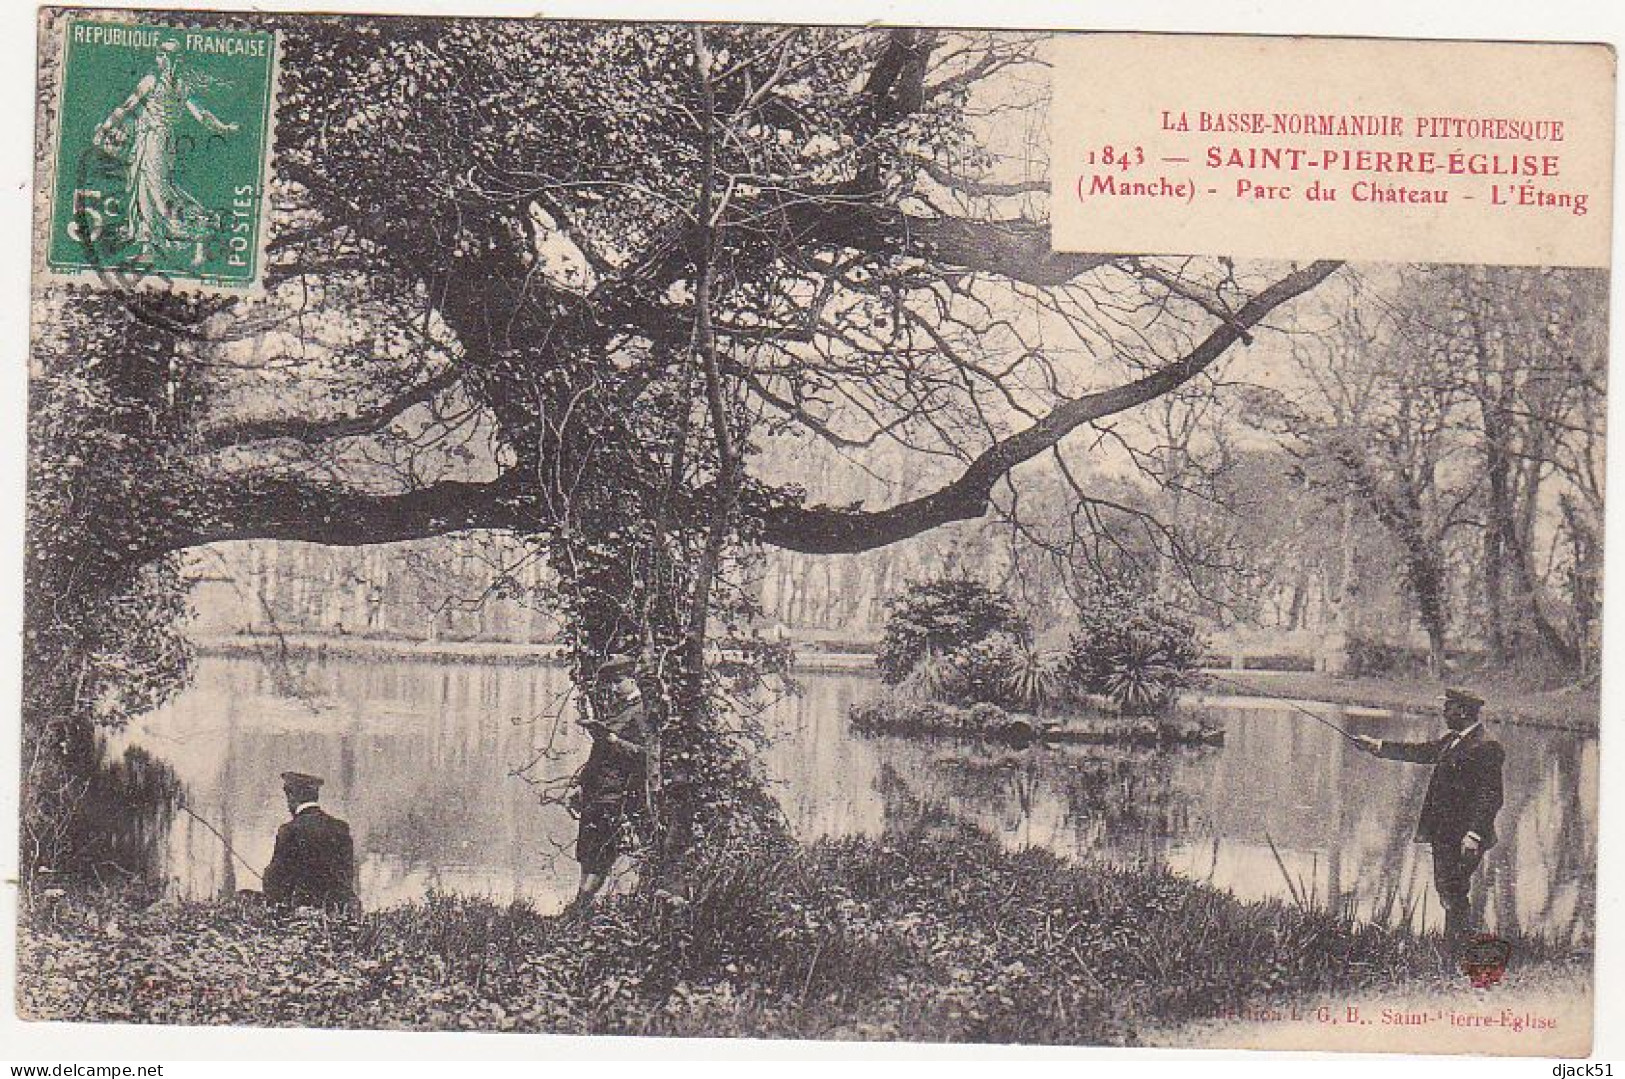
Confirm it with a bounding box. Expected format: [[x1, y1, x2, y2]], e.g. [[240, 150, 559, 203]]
[[1377, 727, 1505, 848], [580, 698, 649, 803], [573, 697, 650, 872], [263, 805, 359, 909]]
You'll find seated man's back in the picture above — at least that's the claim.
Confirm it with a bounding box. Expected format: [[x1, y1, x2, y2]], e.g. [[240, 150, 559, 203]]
[[264, 773, 359, 910]]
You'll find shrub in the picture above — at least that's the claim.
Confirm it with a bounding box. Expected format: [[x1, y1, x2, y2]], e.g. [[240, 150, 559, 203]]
[[900, 651, 956, 703], [1345, 635, 1432, 677], [876, 577, 1029, 684], [1005, 647, 1064, 713], [943, 632, 1027, 707], [1102, 634, 1182, 715], [902, 700, 955, 731], [1063, 585, 1202, 713], [848, 697, 957, 736], [964, 701, 1010, 735]]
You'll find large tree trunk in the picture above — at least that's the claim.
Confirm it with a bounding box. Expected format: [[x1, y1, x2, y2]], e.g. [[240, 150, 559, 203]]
[[1404, 530, 1451, 678], [543, 399, 781, 873], [1506, 526, 1582, 669], [1561, 496, 1601, 676], [1482, 435, 1511, 661], [1332, 444, 1450, 676]]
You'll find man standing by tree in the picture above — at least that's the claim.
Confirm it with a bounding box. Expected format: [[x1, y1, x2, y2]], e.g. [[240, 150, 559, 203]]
[[567, 654, 650, 909], [1354, 690, 1505, 948]]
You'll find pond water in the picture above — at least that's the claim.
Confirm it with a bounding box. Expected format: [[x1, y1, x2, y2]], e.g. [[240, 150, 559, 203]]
[[111, 653, 1597, 943]]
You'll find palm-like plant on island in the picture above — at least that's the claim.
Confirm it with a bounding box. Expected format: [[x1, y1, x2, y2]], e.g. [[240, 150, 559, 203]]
[[1004, 646, 1063, 714], [1102, 633, 1181, 716]]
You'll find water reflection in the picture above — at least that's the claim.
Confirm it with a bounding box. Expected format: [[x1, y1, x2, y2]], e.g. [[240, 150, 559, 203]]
[[113, 655, 1597, 942], [69, 743, 183, 885]]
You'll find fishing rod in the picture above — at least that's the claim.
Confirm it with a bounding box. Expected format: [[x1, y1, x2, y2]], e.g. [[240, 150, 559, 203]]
[[1195, 669, 1366, 745], [176, 798, 264, 883]]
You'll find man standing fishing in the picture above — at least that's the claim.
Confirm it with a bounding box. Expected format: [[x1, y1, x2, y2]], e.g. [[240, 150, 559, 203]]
[[1354, 689, 1504, 947], [567, 653, 650, 909]]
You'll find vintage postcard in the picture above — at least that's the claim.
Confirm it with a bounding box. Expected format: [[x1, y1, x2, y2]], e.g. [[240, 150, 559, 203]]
[[15, 6, 1614, 1058]]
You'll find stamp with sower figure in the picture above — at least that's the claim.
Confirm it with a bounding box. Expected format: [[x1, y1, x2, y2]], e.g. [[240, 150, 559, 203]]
[[43, 17, 277, 292]]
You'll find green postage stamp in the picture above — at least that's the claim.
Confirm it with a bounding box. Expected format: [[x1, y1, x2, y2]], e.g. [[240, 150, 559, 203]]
[[42, 17, 278, 292]]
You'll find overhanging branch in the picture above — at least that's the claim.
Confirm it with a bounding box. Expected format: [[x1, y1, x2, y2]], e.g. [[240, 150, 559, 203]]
[[759, 260, 1344, 553], [151, 470, 541, 558], [909, 155, 1048, 198], [197, 367, 465, 451], [788, 199, 1116, 287]]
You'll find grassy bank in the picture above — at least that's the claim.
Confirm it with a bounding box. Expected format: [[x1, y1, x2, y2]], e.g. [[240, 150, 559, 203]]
[[18, 815, 1581, 1043], [1195, 670, 1599, 732]]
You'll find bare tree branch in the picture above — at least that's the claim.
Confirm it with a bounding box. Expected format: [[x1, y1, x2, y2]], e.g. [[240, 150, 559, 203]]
[[760, 261, 1343, 553]]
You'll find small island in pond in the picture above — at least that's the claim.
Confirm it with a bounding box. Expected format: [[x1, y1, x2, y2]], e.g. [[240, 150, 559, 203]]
[[848, 578, 1223, 747]]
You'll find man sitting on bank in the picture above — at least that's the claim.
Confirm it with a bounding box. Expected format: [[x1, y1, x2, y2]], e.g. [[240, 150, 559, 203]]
[[262, 771, 360, 911]]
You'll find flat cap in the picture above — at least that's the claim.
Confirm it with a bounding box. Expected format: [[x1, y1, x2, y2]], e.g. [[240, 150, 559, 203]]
[[280, 771, 324, 791], [1441, 688, 1485, 711]]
